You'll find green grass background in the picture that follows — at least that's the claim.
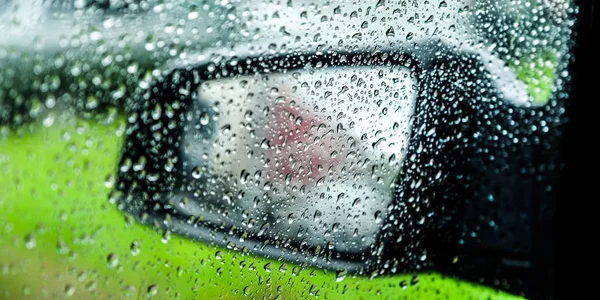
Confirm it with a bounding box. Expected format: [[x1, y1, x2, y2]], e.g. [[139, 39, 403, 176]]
[[0, 115, 524, 299]]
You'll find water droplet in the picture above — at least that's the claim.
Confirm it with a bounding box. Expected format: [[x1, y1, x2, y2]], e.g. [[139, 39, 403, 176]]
[[221, 124, 231, 134], [104, 174, 115, 188], [260, 139, 270, 149], [131, 240, 141, 256], [86, 281, 97, 291], [188, 11, 199, 20], [64, 284, 75, 297], [107, 253, 119, 268], [374, 211, 383, 223], [263, 181, 272, 191], [43, 114, 55, 127], [164, 158, 174, 172], [336, 193, 345, 203], [332, 223, 341, 233], [386, 27, 395, 37], [215, 251, 224, 260], [24, 234, 36, 249], [313, 210, 322, 222], [56, 240, 69, 254], [336, 270, 347, 282], [399, 280, 407, 289], [411, 275, 420, 286], [123, 285, 136, 297], [330, 151, 338, 159], [316, 177, 325, 186], [152, 103, 162, 120], [264, 263, 272, 272], [406, 32, 414, 40], [147, 285, 159, 298], [133, 156, 146, 172], [244, 110, 253, 121], [287, 213, 296, 224], [199, 112, 210, 125], [327, 241, 335, 250], [161, 230, 172, 244], [240, 170, 250, 185], [191, 166, 202, 179], [279, 264, 288, 273]]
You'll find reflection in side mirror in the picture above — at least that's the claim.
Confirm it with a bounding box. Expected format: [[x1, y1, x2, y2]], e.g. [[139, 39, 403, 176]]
[[178, 66, 416, 255]]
